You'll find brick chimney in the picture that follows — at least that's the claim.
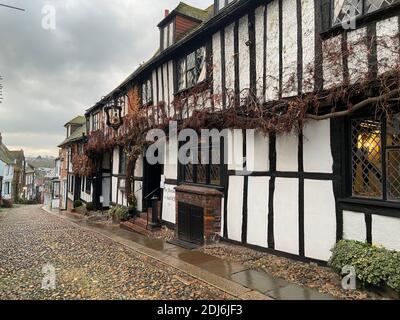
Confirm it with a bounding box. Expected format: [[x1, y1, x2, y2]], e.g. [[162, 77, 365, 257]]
[[164, 9, 170, 17]]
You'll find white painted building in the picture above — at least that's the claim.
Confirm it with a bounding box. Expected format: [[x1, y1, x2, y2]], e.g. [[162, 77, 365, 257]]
[[78, 0, 400, 262]]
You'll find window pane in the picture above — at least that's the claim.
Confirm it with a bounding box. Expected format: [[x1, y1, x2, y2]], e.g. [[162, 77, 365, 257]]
[[387, 113, 400, 146], [333, 0, 362, 25], [187, 52, 196, 70], [387, 149, 400, 201], [177, 58, 186, 91], [352, 119, 383, 199], [366, 0, 399, 13], [196, 47, 206, 83], [184, 163, 195, 182]]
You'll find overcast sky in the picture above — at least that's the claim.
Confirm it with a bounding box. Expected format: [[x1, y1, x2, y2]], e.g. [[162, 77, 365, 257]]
[[0, 0, 208, 157]]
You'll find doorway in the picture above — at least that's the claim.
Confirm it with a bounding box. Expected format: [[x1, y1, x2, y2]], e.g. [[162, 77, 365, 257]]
[[142, 154, 162, 212]]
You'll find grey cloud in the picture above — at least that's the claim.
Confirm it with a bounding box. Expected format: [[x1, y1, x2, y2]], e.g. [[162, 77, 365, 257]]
[[0, 0, 208, 156]]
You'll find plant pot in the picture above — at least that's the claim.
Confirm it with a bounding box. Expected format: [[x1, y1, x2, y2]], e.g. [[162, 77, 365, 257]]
[[128, 207, 137, 218]]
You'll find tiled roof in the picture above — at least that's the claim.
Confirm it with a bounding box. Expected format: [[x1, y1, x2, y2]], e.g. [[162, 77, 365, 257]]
[[64, 115, 86, 127], [58, 123, 86, 147], [0, 141, 13, 165]]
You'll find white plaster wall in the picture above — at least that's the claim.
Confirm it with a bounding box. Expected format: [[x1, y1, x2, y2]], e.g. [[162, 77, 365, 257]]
[[282, 0, 298, 97], [212, 31, 223, 111], [304, 180, 337, 261], [266, 0, 280, 101], [163, 63, 169, 106], [323, 35, 343, 89], [347, 27, 369, 84], [227, 176, 244, 242], [168, 61, 175, 117], [152, 70, 157, 105], [343, 211, 366, 242], [301, 0, 315, 92], [112, 147, 119, 175], [161, 184, 176, 224], [134, 181, 143, 212], [373, 215, 400, 251], [157, 67, 163, 103], [276, 132, 298, 172], [228, 129, 244, 171], [134, 155, 143, 178], [247, 177, 269, 248], [274, 178, 299, 255], [164, 139, 178, 180], [225, 23, 236, 95], [239, 14, 250, 99], [247, 131, 269, 172], [255, 5, 265, 100], [111, 176, 118, 203], [377, 17, 400, 75], [303, 119, 333, 173]]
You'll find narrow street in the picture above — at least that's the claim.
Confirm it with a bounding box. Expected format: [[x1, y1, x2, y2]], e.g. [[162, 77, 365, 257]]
[[0, 205, 234, 300]]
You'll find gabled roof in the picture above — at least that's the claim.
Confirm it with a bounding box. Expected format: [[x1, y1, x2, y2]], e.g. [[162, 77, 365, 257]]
[[64, 115, 86, 127], [0, 141, 14, 165], [58, 123, 86, 148], [158, 2, 213, 27]]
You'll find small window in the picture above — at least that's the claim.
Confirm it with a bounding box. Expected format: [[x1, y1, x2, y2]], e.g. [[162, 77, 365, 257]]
[[92, 112, 100, 131], [119, 147, 126, 175], [176, 47, 206, 92], [85, 177, 92, 195], [351, 113, 400, 202], [180, 137, 223, 187], [332, 0, 400, 27], [141, 78, 153, 106]]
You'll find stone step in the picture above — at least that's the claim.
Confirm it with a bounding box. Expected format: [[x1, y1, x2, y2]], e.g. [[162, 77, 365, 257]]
[[120, 221, 152, 237]]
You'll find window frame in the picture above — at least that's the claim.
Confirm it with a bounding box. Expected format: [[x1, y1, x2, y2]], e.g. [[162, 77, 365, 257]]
[[348, 112, 400, 204], [175, 46, 207, 94], [92, 112, 100, 132], [141, 77, 153, 107], [326, 0, 400, 31], [119, 146, 126, 175], [178, 137, 225, 188]]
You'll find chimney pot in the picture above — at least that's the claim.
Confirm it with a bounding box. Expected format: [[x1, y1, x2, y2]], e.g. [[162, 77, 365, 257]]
[[164, 9, 170, 17]]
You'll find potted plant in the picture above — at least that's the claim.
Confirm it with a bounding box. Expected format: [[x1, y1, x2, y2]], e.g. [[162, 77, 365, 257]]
[[127, 194, 138, 218]]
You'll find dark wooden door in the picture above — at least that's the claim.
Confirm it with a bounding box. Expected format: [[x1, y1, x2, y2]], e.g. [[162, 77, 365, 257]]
[[178, 202, 204, 245]]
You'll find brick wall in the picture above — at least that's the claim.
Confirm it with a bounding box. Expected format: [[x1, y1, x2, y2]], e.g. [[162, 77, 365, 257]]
[[175, 185, 223, 243]]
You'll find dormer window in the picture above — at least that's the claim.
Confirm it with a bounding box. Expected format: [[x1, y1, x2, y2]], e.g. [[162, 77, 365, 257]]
[[161, 21, 174, 51], [215, 0, 236, 13], [176, 47, 206, 92], [141, 78, 153, 106]]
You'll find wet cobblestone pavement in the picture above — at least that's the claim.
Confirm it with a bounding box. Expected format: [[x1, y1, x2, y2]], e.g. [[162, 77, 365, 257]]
[[0, 206, 234, 300]]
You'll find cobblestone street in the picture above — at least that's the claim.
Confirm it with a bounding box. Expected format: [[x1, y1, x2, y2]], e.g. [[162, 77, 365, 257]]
[[0, 205, 234, 300]]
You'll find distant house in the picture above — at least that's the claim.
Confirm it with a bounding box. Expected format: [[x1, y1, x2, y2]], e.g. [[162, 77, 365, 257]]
[[24, 163, 36, 201], [58, 116, 89, 210], [0, 134, 14, 201], [0, 133, 25, 202]]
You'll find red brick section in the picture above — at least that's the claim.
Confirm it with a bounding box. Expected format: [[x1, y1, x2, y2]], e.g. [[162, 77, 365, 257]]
[[175, 184, 223, 244]]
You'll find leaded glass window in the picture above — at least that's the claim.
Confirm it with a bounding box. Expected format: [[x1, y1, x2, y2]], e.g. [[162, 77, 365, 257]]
[[332, 0, 399, 26], [176, 47, 206, 92], [141, 78, 153, 106], [351, 114, 400, 202]]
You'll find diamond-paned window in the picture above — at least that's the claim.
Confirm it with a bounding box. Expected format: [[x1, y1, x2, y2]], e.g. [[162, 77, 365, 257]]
[[332, 0, 399, 26], [176, 47, 206, 92], [180, 137, 223, 187], [351, 114, 400, 202]]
